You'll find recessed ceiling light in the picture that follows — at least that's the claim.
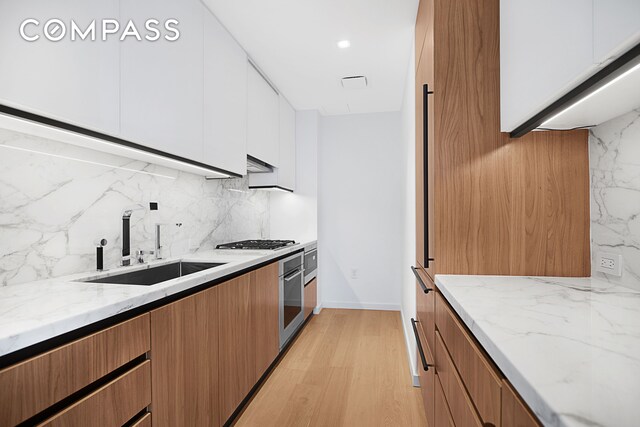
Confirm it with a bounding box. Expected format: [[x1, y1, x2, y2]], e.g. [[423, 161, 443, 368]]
[[337, 40, 351, 49]]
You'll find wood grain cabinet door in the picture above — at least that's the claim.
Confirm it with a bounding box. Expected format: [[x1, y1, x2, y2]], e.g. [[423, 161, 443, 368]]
[[150, 287, 220, 427], [415, 32, 436, 278], [251, 263, 280, 379], [218, 273, 255, 423], [415, 322, 435, 427], [38, 361, 151, 427], [502, 380, 542, 427], [0, 314, 149, 427], [304, 278, 318, 319], [415, 271, 436, 354]]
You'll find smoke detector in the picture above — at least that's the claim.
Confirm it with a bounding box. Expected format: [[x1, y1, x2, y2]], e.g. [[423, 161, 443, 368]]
[[341, 75, 367, 89]]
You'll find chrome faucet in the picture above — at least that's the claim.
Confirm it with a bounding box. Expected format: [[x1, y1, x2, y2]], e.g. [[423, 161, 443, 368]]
[[154, 222, 183, 260]]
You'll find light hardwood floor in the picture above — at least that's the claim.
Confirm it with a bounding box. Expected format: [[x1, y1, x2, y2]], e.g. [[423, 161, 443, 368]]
[[235, 309, 427, 427]]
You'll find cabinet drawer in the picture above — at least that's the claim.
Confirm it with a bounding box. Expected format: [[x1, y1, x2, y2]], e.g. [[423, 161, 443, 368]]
[[414, 267, 435, 354], [414, 321, 435, 427], [131, 412, 152, 427], [304, 278, 317, 319], [0, 314, 150, 426], [38, 361, 151, 427], [435, 375, 455, 427], [435, 332, 482, 427], [502, 380, 541, 427], [436, 293, 501, 425]]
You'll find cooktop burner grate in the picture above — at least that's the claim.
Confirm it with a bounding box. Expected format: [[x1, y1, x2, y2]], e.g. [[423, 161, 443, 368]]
[[216, 239, 296, 250]]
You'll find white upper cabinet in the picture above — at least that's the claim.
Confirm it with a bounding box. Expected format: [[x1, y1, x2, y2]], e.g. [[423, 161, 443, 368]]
[[120, 0, 204, 161], [0, 0, 120, 135], [248, 95, 296, 191], [247, 63, 279, 167], [500, 0, 594, 132], [501, 0, 640, 133], [277, 96, 296, 191], [593, 0, 640, 64], [203, 10, 247, 176]]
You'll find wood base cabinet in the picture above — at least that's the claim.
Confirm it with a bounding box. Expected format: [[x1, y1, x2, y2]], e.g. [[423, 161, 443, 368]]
[[1, 261, 282, 427], [0, 315, 150, 427], [39, 362, 151, 427], [219, 263, 280, 423], [150, 287, 220, 427], [304, 278, 317, 319], [424, 288, 541, 427]]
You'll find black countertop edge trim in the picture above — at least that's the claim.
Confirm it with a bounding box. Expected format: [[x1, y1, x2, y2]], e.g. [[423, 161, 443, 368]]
[[16, 354, 148, 426], [510, 41, 640, 138], [0, 249, 303, 369], [0, 103, 242, 178], [223, 312, 314, 427], [248, 185, 294, 193]]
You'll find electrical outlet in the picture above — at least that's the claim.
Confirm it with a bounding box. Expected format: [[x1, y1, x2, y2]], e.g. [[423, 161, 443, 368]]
[[596, 252, 623, 277]]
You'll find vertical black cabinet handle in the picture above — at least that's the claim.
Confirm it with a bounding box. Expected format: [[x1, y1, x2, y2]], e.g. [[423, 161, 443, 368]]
[[423, 84, 435, 267], [411, 266, 433, 294], [411, 318, 432, 372]]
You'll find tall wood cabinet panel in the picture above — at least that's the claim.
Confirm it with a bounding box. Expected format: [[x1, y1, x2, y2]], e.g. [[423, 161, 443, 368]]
[[150, 287, 220, 427], [120, 0, 204, 161], [0, 0, 120, 135], [415, 0, 589, 424], [203, 9, 248, 176], [251, 262, 280, 379], [416, 0, 590, 278], [415, 0, 435, 278], [218, 273, 255, 422]]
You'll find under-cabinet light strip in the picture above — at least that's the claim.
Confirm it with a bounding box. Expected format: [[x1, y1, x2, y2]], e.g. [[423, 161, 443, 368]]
[[541, 62, 640, 126], [510, 41, 640, 138], [0, 144, 177, 180], [0, 106, 237, 179]]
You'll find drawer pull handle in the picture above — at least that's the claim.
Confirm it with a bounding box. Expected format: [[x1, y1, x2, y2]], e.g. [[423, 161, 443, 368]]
[[411, 318, 432, 372], [411, 266, 433, 294]]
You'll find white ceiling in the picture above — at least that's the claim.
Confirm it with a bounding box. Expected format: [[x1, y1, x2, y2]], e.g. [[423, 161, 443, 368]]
[[201, 0, 418, 115]]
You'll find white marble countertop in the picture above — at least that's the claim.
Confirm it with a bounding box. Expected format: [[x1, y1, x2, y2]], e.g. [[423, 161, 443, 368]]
[[435, 275, 640, 427], [0, 240, 316, 358]]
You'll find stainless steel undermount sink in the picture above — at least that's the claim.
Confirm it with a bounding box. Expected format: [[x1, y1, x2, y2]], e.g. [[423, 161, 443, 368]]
[[81, 261, 226, 286]]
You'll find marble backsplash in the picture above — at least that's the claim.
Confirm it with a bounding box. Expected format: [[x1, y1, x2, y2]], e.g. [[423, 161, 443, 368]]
[[590, 108, 640, 290], [0, 129, 269, 286]]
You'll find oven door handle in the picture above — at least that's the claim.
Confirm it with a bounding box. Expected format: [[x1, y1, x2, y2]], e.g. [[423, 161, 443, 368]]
[[284, 269, 302, 281]]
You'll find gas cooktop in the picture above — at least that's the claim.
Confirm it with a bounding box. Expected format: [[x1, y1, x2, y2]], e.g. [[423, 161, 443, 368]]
[[216, 239, 296, 250]]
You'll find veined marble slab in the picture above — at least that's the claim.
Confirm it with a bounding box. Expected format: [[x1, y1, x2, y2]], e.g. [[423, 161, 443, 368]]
[[0, 241, 315, 358], [436, 275, 640, 427], [590, 108, 640, 291]]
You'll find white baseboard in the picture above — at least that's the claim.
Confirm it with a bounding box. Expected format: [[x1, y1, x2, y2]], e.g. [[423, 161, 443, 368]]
[[400, 309, 420, 387], [321, 301, 401, 311], [313, 304, 322, 315]]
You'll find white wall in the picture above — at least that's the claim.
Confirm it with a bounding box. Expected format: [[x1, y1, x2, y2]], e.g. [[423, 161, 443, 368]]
[[399, 40, 418, 384], [269, 110, 318, 243], [317, 111, 404, 311]]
